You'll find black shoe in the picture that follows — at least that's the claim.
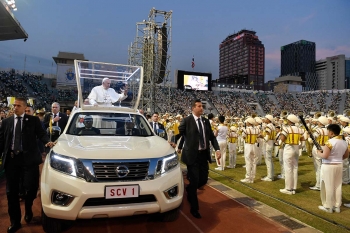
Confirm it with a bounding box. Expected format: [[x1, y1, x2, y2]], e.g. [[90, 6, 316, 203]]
[[7, 223, 22, 233], [24, 210, 33, 223], [190, 210, 202, 219]]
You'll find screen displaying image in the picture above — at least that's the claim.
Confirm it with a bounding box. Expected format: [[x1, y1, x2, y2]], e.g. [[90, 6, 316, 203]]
[[183, 75, 208, 91]]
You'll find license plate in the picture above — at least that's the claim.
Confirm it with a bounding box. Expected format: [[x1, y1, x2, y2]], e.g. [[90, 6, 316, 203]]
[[105, 185, 139, 199]]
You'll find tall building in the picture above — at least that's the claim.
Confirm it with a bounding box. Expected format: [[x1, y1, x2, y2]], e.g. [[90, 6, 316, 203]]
[[316, 55, 350, 90], [280, 40, 317, 91], [219, 29, 265, 90], [346, 58, 350, 89]]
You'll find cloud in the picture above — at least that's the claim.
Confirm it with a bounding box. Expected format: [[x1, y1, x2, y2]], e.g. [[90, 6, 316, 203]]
[[316, 45, 350, 60]]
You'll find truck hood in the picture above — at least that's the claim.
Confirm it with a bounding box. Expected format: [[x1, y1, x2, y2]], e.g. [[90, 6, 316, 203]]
[[51, 134, 175, 159]]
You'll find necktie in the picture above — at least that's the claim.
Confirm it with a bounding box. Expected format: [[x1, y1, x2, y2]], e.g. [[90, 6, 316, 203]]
[[197, 118, 205, 149], [13, 116, 22, 154], [54, 114, 57, 126], [153, 122, 157, 134]]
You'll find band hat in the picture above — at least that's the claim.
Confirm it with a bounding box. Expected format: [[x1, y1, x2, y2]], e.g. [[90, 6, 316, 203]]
[[318, 116, 328, 126], [287, 114, 299, 124], [265, 114, 274, 122], [340, 116, 350, 123], [176, 114, 181, 118], [311, 118, 318, 122], [343, 127, 350, 134], [337, 115, 343, 119], [230, 126, 237, 131], [254, 117, 262, 124], [245, 117, 256, 125]]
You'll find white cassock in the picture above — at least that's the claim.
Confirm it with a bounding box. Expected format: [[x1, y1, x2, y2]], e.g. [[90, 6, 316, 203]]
[[88, 85, 127, 106]]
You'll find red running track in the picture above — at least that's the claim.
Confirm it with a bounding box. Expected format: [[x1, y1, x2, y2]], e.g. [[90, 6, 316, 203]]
[[0, 176, 290, 233]]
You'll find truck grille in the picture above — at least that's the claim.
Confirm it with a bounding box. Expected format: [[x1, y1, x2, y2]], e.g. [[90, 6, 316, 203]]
[[92, 161, 149, 182]]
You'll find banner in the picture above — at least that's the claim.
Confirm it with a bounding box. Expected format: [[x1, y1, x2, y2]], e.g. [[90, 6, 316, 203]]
[[56, 64, 76, 86]]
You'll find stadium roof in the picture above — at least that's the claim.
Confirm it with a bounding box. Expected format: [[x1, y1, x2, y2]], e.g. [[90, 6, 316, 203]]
[[0, 0, 28, 41]]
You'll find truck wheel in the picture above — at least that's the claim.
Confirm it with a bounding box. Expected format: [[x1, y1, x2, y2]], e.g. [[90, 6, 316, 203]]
[[161, 205, 181, 222], [41, 208, 62, 233]]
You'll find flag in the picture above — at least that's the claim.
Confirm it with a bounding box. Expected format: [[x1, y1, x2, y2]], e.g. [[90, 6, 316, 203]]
[[191, 56, 195, 69]]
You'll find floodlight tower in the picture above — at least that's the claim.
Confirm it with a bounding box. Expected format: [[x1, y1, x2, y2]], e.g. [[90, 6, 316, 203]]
[[128, 7, 172, 113]]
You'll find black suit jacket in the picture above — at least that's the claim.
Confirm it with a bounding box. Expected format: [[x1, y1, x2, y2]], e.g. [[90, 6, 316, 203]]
[[0, 115, 50, 169], [151, 121, 168, 140], [77, 127, 101, 135], [178, 114, 219, 165], [116, 127, 141, 136], [43, 112, 68, 132]]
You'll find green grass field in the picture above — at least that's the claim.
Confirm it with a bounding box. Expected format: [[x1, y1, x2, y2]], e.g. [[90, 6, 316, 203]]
[[206, 151, 350, 233]]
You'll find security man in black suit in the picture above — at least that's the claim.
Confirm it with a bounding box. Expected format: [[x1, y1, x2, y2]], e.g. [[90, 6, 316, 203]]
[[0, 97, 54, 233], [178, 99, 221, 219], [76, 115, 101, 135], [116, 119, 141, 136], [150, 112, 167, 140], [43, 102, 68, 131]]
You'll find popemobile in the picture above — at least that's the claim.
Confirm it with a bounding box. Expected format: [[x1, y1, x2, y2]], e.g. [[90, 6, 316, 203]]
[[40, 60, 183, 233]]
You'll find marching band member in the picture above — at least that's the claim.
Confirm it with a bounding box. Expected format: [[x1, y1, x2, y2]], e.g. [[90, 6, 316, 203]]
[[214, 115, 228, 171], [309, 116, 329, 191], [227, 126, 238, 168], [254, 117, 263, 165], [279, 114, 305, 195], [275, 126, 285, 179], [240, 117, 259, 183], [237, 121, 244, 153], [261, 115, 276, 182], [316, 124, 348, 213]]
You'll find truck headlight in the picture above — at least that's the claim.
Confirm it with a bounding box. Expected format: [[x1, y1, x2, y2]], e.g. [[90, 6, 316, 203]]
[[155, 153, 179, 178], [50, 151, 86, 180]]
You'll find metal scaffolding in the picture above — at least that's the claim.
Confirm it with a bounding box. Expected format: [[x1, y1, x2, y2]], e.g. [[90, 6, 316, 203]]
[[128, 7, 172, 113]]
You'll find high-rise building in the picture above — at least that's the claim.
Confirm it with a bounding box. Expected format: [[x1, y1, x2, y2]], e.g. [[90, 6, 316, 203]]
[[218, 29, 265, 90], [346, 59, 350, 89], [316, 55, 350, 90], [280, 40, 317, 91]]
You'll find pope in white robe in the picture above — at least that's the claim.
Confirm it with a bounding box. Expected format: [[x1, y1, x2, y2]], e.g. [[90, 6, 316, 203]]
[[88, 78, 128, 106]]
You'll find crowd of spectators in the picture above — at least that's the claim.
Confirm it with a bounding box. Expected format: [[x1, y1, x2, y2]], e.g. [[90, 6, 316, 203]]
[[328, 91, 342, 112], [314, 91, 328, 112], [294, 92, 318, 114], [2, 70, 350, 120], [274, 93, 303, 115], [256, 92, 280, 116]]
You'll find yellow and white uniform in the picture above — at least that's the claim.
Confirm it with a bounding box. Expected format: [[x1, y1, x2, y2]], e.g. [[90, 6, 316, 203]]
[[281, 125, 304, 191], [311, 127, 328, 189], [242, 126, 260, 182], [264, 123, 276, 180], [227, 129, 238, 168], [320, 136, 347, 209]]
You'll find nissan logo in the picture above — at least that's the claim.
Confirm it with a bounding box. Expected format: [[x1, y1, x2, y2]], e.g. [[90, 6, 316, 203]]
[[115, 165, 130, 178]]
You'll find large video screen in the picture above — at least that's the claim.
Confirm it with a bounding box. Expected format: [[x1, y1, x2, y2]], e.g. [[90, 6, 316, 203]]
[[177, 70, 212, 91]]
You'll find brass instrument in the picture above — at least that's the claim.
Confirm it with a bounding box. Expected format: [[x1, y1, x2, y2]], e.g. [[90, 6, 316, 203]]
[[327, 110, 336, 118], [280, 110, 288, 119], [314, 111, 322, 119], [344, 109, 350, 117], [251, 113, 257, 118]]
